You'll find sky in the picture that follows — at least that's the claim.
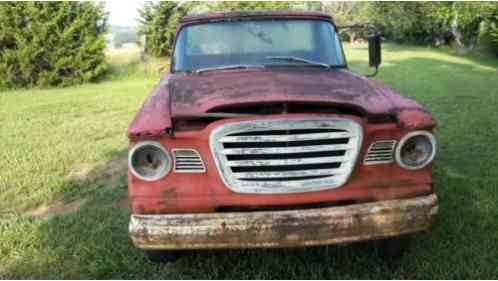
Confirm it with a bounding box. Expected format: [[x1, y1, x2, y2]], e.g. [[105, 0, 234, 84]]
[[106, 0, 146, 27]]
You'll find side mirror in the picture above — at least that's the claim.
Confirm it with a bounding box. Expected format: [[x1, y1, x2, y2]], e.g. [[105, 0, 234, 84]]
[[368, 33, 382, 69]]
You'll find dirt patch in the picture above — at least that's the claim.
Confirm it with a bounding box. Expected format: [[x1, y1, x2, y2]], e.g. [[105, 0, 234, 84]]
[[98, 154, 128, 185], [114, 196, 130, 209], [118, 197, 130, 209], [29, 196, 129, 219], [30, 199, 88, 218], [69, 164, 93, 180], [69, 154, 128, 188], [27, 155, 130, 219]]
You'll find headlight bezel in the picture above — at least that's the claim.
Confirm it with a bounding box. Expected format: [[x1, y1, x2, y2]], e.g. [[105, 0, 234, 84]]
[[395, 130, 437, 170], [128, 141, 172, 181]]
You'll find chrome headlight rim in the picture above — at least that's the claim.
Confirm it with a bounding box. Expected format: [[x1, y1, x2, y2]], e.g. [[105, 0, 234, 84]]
[[128, 141, 172, 181], [395, 130, 437, 170]]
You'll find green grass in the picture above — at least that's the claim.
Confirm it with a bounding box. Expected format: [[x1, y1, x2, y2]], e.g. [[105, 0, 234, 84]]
[[1, 43, 498, 279]]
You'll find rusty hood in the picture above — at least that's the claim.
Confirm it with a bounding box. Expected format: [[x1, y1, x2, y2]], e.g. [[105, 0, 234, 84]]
[[128, 68, 434, 137]]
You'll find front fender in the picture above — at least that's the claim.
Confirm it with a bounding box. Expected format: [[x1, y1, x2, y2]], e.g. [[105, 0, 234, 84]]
[[128, 77, 172, 138]]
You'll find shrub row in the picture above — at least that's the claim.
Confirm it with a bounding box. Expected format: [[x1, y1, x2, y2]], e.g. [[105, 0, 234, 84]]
[[0, 2, 108, 90]]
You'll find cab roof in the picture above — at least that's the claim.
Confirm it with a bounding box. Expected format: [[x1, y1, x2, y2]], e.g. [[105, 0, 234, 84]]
[[180, 10, 333, 25]]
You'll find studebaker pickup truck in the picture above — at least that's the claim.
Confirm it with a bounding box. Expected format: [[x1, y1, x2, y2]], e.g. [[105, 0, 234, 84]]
[[127, 10, 438, 263]]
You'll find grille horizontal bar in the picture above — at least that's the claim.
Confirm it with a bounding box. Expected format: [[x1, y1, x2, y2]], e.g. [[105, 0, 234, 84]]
[[220, 132, 355, 143], [222, 144, 353, 155], [226, 156, 348, 167], [233, 168, 349, 179]]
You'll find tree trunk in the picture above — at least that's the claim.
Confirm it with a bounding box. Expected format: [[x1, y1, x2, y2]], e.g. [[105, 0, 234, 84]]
[[432, 24, 445, 48], [451, 4, 468, 55]]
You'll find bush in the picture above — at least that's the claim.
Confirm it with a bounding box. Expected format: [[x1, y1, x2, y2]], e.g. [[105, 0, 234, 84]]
[[483, 15, 498, 56], [0, 2, 108, 89]]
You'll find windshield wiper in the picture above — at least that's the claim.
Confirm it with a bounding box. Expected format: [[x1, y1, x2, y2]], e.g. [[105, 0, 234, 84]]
[[265, 56, 331, 69], [194, 64, 264, 74]]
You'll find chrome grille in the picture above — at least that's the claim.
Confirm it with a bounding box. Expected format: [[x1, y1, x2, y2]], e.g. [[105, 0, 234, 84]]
[[173, 149, 206, 173], [210, 118, 363, 194], [364, 140, 396, 165]]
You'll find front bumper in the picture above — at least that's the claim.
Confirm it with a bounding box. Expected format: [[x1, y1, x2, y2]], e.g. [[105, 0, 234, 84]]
[[129, 194, 438, 250]]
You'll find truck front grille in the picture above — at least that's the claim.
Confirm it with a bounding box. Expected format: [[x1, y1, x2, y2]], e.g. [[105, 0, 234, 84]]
[[210, 118, 363, 194]]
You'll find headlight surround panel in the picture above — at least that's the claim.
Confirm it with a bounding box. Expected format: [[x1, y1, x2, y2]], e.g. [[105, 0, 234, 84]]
[[395, 131, 437, 170], [128, 141, 172, 181]]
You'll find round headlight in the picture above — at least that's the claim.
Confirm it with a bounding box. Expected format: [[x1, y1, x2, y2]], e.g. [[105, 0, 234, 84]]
[[395, 131, 437, 170], [128, 141, 171, 181]]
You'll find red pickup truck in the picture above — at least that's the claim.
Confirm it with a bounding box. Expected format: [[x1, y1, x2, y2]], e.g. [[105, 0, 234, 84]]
[[127, 10, 438, 263]]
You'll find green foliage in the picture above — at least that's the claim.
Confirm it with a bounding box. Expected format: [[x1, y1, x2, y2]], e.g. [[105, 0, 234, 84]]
[[206, 1, 322, 11], [481, 11, 498, 55], [340, 2, 498, 53], [0, 2, 108, 90], [325, 2, 367, 27], [138, 1, 192, 57], [364, 2, 446, 44], [448, 2, 496, 53], [488, 18, 498, 55]]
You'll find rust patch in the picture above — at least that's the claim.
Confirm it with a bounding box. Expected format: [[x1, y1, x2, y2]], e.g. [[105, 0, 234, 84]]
[[128, 65, 435, 138], [160, 187, 177, 199], [129, 194, 437, 250], [397, 179, 419, 187], [138, 205, 147, 214], [368, 181, 393, 189]]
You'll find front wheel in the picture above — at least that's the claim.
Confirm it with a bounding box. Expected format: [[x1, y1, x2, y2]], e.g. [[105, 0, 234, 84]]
[[376, 235, 411, 258], [144, 250, 180, 264]]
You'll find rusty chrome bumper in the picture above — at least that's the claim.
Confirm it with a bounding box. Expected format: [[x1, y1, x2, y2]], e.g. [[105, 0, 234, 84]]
[[129, 194, 438, 250]]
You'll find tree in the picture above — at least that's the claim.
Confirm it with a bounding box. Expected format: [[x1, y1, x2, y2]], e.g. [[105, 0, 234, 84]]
[[359, 2, 498, 53], [324, 2, 369, 43], [449, 2, 497, 54], [0, 2, 108, 89], [487, 15, 498, 55], [364, 2, 436, 44], [138, 1, 196, 57]]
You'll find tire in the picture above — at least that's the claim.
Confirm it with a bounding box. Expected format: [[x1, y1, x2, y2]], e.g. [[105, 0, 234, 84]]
[[144, 250, 180, 264], [376, 235, 411, 258]]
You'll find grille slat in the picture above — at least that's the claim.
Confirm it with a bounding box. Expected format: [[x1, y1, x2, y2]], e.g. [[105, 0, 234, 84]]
[[226, 156, 348, 167], [210, 118, 363, 194], [220, 132, 355, 143], [222, 144, 353, 155], [364, 140, 396, 165], [232, 168, 349, 179], [173, 149, 206, 173]]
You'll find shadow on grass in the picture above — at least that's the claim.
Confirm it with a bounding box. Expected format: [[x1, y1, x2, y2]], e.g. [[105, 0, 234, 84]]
[[2, 55, 498, 278]]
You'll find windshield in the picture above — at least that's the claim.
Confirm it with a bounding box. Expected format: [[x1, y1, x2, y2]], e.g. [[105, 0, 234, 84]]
[[172, 19, 345, 72]]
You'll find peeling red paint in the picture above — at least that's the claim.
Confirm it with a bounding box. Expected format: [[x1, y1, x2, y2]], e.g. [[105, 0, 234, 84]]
[[128, 114, 434, 214], [128, 79, 172, 138], [128, 68, 435, 138]]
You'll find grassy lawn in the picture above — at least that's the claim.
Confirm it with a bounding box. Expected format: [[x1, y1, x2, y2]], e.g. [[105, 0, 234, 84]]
[[1, 43, 497, 279]]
